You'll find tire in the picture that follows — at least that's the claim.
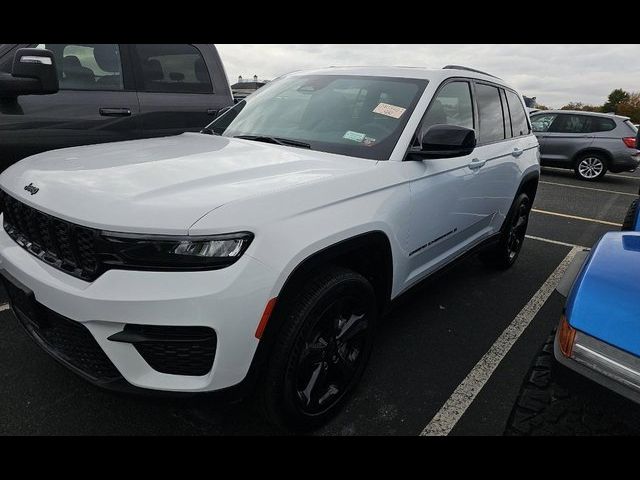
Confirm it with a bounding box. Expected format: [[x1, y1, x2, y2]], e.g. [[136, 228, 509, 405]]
[[505, 330, 640, 435], [574, 153, 608, 181], [259, 266, 377, 432], [621, 198, 639, 231], [480, 192, 531, 270]]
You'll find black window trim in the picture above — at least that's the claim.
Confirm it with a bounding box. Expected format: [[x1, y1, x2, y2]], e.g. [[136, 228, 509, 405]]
[[129, 43, 215, 95], [406, 76, 477, 155]]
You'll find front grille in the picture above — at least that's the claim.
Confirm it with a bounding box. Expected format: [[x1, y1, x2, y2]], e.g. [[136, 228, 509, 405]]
[[4, 280, 121, 382], [1, 192, 100, 281]]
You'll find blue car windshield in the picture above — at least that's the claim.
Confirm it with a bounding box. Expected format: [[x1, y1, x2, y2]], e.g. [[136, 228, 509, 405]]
[[206, 74, 428, 161]]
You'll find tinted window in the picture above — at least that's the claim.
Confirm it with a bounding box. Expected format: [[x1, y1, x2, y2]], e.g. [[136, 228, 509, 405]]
[[500, 89, 512, 138], [590, 116, 616, 132], [207, 74, 428, 161], [134, 44, 212, 94], [476, 83, 505, 143], [420, 81, 474, 135], [549, 114, 592, 134], [505, 90, 530, 136], [531, 113, 557, 132], [31, 44, 123, 90]]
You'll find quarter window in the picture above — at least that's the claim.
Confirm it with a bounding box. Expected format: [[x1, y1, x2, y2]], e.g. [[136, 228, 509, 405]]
[[505, 90, 530, 136], [134, 44, 212, 94], [589, 117, 616, 133], [476, 83, 505, 143]]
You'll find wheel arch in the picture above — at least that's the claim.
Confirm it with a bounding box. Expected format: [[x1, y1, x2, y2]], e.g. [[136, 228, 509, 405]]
[[572, 148, 613, 168]]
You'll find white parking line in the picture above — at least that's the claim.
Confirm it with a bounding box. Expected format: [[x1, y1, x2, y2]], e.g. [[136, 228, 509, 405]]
[[531, 208, 623, 227], [540, 180, 638, 197], [420, 246, 581, 436], [0, 303, 10, 312], [525, 234, 586, 249]]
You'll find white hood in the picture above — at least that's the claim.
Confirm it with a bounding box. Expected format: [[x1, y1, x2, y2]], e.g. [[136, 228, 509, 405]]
[[0, 133, 375, 234]]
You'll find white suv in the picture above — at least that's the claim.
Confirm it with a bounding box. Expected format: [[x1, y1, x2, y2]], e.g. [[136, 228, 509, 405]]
[[0, 66, 539, 430]]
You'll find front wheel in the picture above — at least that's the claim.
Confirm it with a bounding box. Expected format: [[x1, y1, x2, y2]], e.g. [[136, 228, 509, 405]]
[[574, 154, 607, 181], [481, 192, 531, 270], [259, 267, 377, 432]]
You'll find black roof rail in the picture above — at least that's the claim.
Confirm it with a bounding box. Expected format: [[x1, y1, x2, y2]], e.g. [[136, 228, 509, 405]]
[[442, 65, 502, 80]]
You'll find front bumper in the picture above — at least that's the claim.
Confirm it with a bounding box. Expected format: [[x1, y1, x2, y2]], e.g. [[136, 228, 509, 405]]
[[554, 328, 640, 405], [0, 223, 277, 393]]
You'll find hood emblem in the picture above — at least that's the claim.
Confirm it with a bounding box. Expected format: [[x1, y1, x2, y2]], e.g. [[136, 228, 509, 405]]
[[24, 183, 39, 195]]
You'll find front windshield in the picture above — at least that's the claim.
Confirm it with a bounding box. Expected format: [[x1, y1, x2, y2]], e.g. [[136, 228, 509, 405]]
[[206, 74, 428, 160]]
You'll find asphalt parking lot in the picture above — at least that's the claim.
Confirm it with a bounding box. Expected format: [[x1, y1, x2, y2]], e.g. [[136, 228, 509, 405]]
[[1, 166, 639, 435]]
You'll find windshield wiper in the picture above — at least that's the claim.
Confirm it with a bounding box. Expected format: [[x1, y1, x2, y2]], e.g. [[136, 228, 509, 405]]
[[200, 127, 221, 136], [233, 135, 311, 149]]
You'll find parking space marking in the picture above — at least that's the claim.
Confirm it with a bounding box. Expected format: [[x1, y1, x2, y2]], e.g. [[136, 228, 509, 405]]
[[420, 246, 581, 436], [0, 303, 9, 312], [540, 181, 638, 197], [525, 235, 586, 249], [531, 208, 623, 227]]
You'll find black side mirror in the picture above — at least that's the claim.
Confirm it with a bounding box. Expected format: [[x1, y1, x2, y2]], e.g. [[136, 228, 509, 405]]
[[408, 124, 477, 160], [0, 48, 59, 98]]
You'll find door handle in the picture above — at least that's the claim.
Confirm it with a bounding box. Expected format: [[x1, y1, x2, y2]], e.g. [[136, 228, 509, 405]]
[[512, 148, 524, 158], [468, 158, 486, 170], [99, 107, 132, 117]]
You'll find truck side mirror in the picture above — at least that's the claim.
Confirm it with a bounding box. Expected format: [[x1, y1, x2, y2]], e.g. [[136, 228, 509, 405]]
[[0, 48, 59, 98]]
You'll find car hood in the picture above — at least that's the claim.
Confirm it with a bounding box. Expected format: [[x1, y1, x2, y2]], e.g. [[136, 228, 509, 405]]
[[0, 133, 376, 234], [567, 231, 640, 357]]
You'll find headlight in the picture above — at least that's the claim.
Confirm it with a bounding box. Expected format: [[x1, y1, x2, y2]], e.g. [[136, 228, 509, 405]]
[[97, 231, 254, 270]]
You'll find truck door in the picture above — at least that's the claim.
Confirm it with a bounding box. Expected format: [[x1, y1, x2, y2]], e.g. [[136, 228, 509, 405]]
[[129, 44, 232, 138], [0, 43, 141, 171]]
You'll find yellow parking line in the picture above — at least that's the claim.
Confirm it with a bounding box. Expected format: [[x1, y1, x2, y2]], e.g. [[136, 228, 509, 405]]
[[531, 208, 622, 227], [540, 181, 638, 197]]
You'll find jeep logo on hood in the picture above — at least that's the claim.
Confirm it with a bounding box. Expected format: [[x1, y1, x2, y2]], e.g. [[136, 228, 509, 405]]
[[24, 183, 39, 195]]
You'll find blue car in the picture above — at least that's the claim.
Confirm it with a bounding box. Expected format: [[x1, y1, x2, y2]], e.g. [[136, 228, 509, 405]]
[[506, 197, 640, 435]]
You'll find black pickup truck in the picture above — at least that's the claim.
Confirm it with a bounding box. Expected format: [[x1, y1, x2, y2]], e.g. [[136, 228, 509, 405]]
[[0, 44, 234, 172]]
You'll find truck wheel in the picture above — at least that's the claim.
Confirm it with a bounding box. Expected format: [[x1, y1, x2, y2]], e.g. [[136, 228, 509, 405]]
[[260, 266, 377, 432], [481, 192, 530, 270], [574, 153, 607, 181], [505, 330, 640, 435], [621, 198, 639, 231]]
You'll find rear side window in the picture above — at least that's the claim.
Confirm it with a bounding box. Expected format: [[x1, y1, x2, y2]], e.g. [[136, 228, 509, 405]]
[[504, 90, 530, 136], [476, 83, 505, 143], [589, 116, 616, 132], [134, 44, 212, 94]]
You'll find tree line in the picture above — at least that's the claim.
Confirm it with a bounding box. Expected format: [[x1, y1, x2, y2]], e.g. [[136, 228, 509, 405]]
[[535, 89, 640, 123]]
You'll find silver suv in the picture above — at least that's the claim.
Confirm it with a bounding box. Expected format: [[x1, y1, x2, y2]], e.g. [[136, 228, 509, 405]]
[[530, 110, 639, 180]]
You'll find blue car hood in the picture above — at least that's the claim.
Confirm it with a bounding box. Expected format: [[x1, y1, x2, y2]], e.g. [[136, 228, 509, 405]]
[[567, 231, 640, 357]]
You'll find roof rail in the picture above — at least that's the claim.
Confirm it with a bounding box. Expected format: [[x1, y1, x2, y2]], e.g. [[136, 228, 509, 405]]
[[442, 65, 502, 80]]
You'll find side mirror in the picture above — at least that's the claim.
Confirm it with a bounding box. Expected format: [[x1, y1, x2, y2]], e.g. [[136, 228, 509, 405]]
[[0, 48, 59, 98], [409, 124, 477, 160]]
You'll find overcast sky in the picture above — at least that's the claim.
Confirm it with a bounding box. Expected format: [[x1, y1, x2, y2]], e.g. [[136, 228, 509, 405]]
[[217, 44, 639, 109]]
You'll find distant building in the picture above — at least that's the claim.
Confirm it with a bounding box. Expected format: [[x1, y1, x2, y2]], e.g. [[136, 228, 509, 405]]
[[231, 75, 269, 101]]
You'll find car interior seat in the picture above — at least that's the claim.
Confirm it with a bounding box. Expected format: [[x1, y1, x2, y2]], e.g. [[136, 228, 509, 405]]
[[93, 45, 122, 89], [61, 55, 95, 89]]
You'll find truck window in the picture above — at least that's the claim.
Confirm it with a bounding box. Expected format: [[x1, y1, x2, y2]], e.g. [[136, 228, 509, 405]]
[[133, 44, 213, 94]]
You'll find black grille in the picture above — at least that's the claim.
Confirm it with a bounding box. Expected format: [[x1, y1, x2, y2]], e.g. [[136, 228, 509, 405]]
[[1, 192, 100, 281], [114, 325, 217, 376], [4, 279, 121, 382]]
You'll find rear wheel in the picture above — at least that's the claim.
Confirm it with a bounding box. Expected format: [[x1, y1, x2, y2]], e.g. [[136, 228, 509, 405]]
[[259, 267, 377, 432], [622, 198, 639, 231], [481, 192, 531, 270], [574, 154, 607, 181]]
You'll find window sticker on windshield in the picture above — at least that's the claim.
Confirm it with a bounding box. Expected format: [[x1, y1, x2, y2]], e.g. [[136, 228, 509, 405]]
[[373, 102, 406, 119], [363, 136, 377, 146], [343, 131, 366, 142]]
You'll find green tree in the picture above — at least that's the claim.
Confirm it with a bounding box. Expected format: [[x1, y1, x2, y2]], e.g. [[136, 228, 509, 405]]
[[602, 88, 630, 114], [617, 92, 640, 124]]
